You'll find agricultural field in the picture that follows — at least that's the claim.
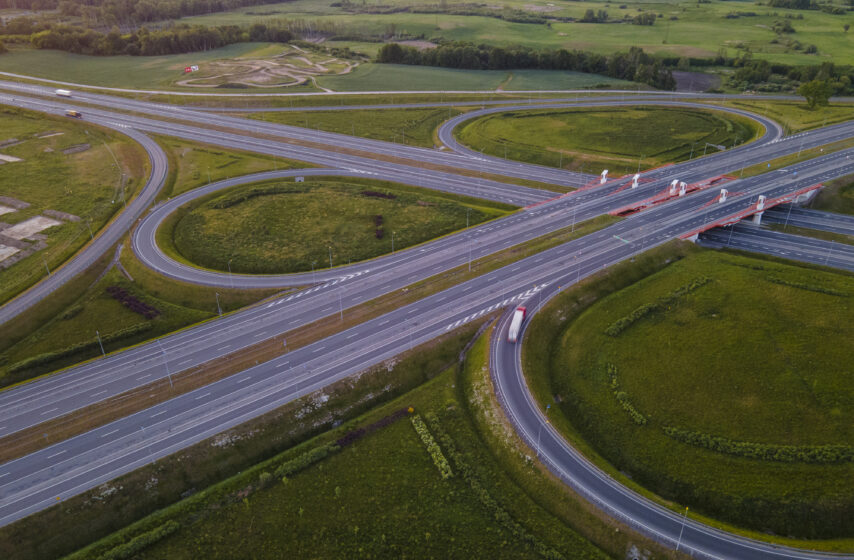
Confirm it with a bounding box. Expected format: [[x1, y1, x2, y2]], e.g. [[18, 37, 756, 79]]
[[249, 106, 466, 148], [0, 106, 146, 305], [456, 106, 760, 173], [526, 247, 854, 539], [166, 178, 512, 274], [181, 0, 854, 65], [710, 99, 854, 135], [59, 326, 624, 560]]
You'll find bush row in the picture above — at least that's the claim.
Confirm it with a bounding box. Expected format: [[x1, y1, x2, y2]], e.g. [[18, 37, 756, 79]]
[[663, 426, 854, 464], [410, 414, 454, 479], [604, 276, 711, 336], [97, 520, 180, 560], [425, 412, 564, 560], [273, 442, 340, 481], [766, 276, 848, 297], [8, 322, 153, 375], [106, 286, 160, 319], [607, 364, 647, 426]]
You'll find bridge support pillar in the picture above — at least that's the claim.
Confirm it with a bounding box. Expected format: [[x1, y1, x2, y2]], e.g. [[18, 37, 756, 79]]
[[670, 179, 679, 196], [678, 182, 687, 197], [718, 189, 728, 203], [752, 195, 767, 225], [631, 173, 639, 189], [600, 169, 609, 184]]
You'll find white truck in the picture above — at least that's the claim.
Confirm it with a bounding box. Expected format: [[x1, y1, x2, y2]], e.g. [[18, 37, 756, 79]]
[[507, 306, 527, 343], [55, 89, 72, 97]]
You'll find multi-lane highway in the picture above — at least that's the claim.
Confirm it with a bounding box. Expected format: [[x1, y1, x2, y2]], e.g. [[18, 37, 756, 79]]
[[1, 79, 853, 558]]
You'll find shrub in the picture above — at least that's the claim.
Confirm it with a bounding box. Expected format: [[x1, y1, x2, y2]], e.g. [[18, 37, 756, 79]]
[[410, 414, 454, 479], [106, 286, 160, 319], [608, 364, 647, 425], [97, 521, 180, 560], [360, 190, 396, 199]]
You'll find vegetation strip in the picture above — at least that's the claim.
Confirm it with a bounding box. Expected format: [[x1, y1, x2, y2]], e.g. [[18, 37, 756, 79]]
[[425, 412, 565, 560], [410, 414, 454, 479], [607, 364, 646, 426], [663, 427, 854, 464]]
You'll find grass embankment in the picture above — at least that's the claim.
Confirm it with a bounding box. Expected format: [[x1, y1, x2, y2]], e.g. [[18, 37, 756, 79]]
[[56, 323, 671, 560], [526, 244, 854, 542], [0, 243, 281, 387], [765, 223, 854, 246], [249, 106, 465, 148], [811, 174, 854, 215], [456, 106, 760, 175], [1, 321, 489, 560], [154, 136, 312, 198], [0, 106, 146, 305], [0, 214, 617, 464], [713, 99, 854, 134], [166, 178, 513, 274]]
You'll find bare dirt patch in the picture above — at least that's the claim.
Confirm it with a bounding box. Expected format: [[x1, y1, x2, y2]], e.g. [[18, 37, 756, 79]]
[[1, 216, 62, 240]]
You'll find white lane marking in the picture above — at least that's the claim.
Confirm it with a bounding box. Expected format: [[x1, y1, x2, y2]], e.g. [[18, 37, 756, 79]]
[[313, 346, 326, 353], [218, 344, 231, 351], [137, 374, 152, 380], [346, 332, 359, 339], [151, 410, 168, 418], [47, 450, 66, 459], [40, 408, 59, 416], [100, 429, 120, 438], [90, 390, 107, 397], [177, 359, 193, 366], [236, 376, 252, 383], [195, 392, 211, 400], [253, 332, 267, 338]]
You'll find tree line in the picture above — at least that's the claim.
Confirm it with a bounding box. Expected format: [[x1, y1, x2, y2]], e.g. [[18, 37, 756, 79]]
[[377, 43, 677, 90], [25, 22, 291, 55], [0, 0, 286, 27]]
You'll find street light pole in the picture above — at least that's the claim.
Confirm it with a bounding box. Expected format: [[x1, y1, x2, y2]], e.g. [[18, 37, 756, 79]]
[[675, 507, 689, 551], [227, 259, 234, 289], [156, 339, 173, 389], [392, 231, 396, 254], [328, 246, 333, 269], [215, 292, 222, 316]]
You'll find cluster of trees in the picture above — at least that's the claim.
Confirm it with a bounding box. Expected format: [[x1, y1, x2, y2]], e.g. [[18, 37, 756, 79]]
[[378, 43, 677, 90], [726, 55, 853, 96], [27, 22, 291, 55], [766, 0, 851, 12]]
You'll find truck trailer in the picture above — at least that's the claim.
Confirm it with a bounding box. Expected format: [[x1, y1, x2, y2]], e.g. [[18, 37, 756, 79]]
[[55, 89, 72, 97], [507, 306, 526, 343]]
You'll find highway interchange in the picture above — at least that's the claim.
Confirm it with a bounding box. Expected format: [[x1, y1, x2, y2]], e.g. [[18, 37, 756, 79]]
[[0, 79, 853, 558]]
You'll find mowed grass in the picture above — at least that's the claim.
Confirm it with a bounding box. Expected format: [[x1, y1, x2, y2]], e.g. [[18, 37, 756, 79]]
[[534, 248, 854, 538], [0, 106, 146, 304], [170, 178, 512, 274], [456, 106, 760, 173], [155, 136, 311, 198], [67, 330, 610, 560], [249, 107, 465, 148]]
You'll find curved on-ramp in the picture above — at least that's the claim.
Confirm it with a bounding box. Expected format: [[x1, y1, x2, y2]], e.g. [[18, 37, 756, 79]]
[[491, 296, 854, 560]]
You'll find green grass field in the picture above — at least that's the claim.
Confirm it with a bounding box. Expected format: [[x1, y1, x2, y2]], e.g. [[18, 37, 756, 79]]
[[456, 105, 760, 173], [182, 0, 854, 65], [61, 326, 616, 560], [169, 178, 512, 274], [249, 107, 464, 147], [528, 248, 854, 539], [0, 106, 146, 305], [155, 136, 311, 198]]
